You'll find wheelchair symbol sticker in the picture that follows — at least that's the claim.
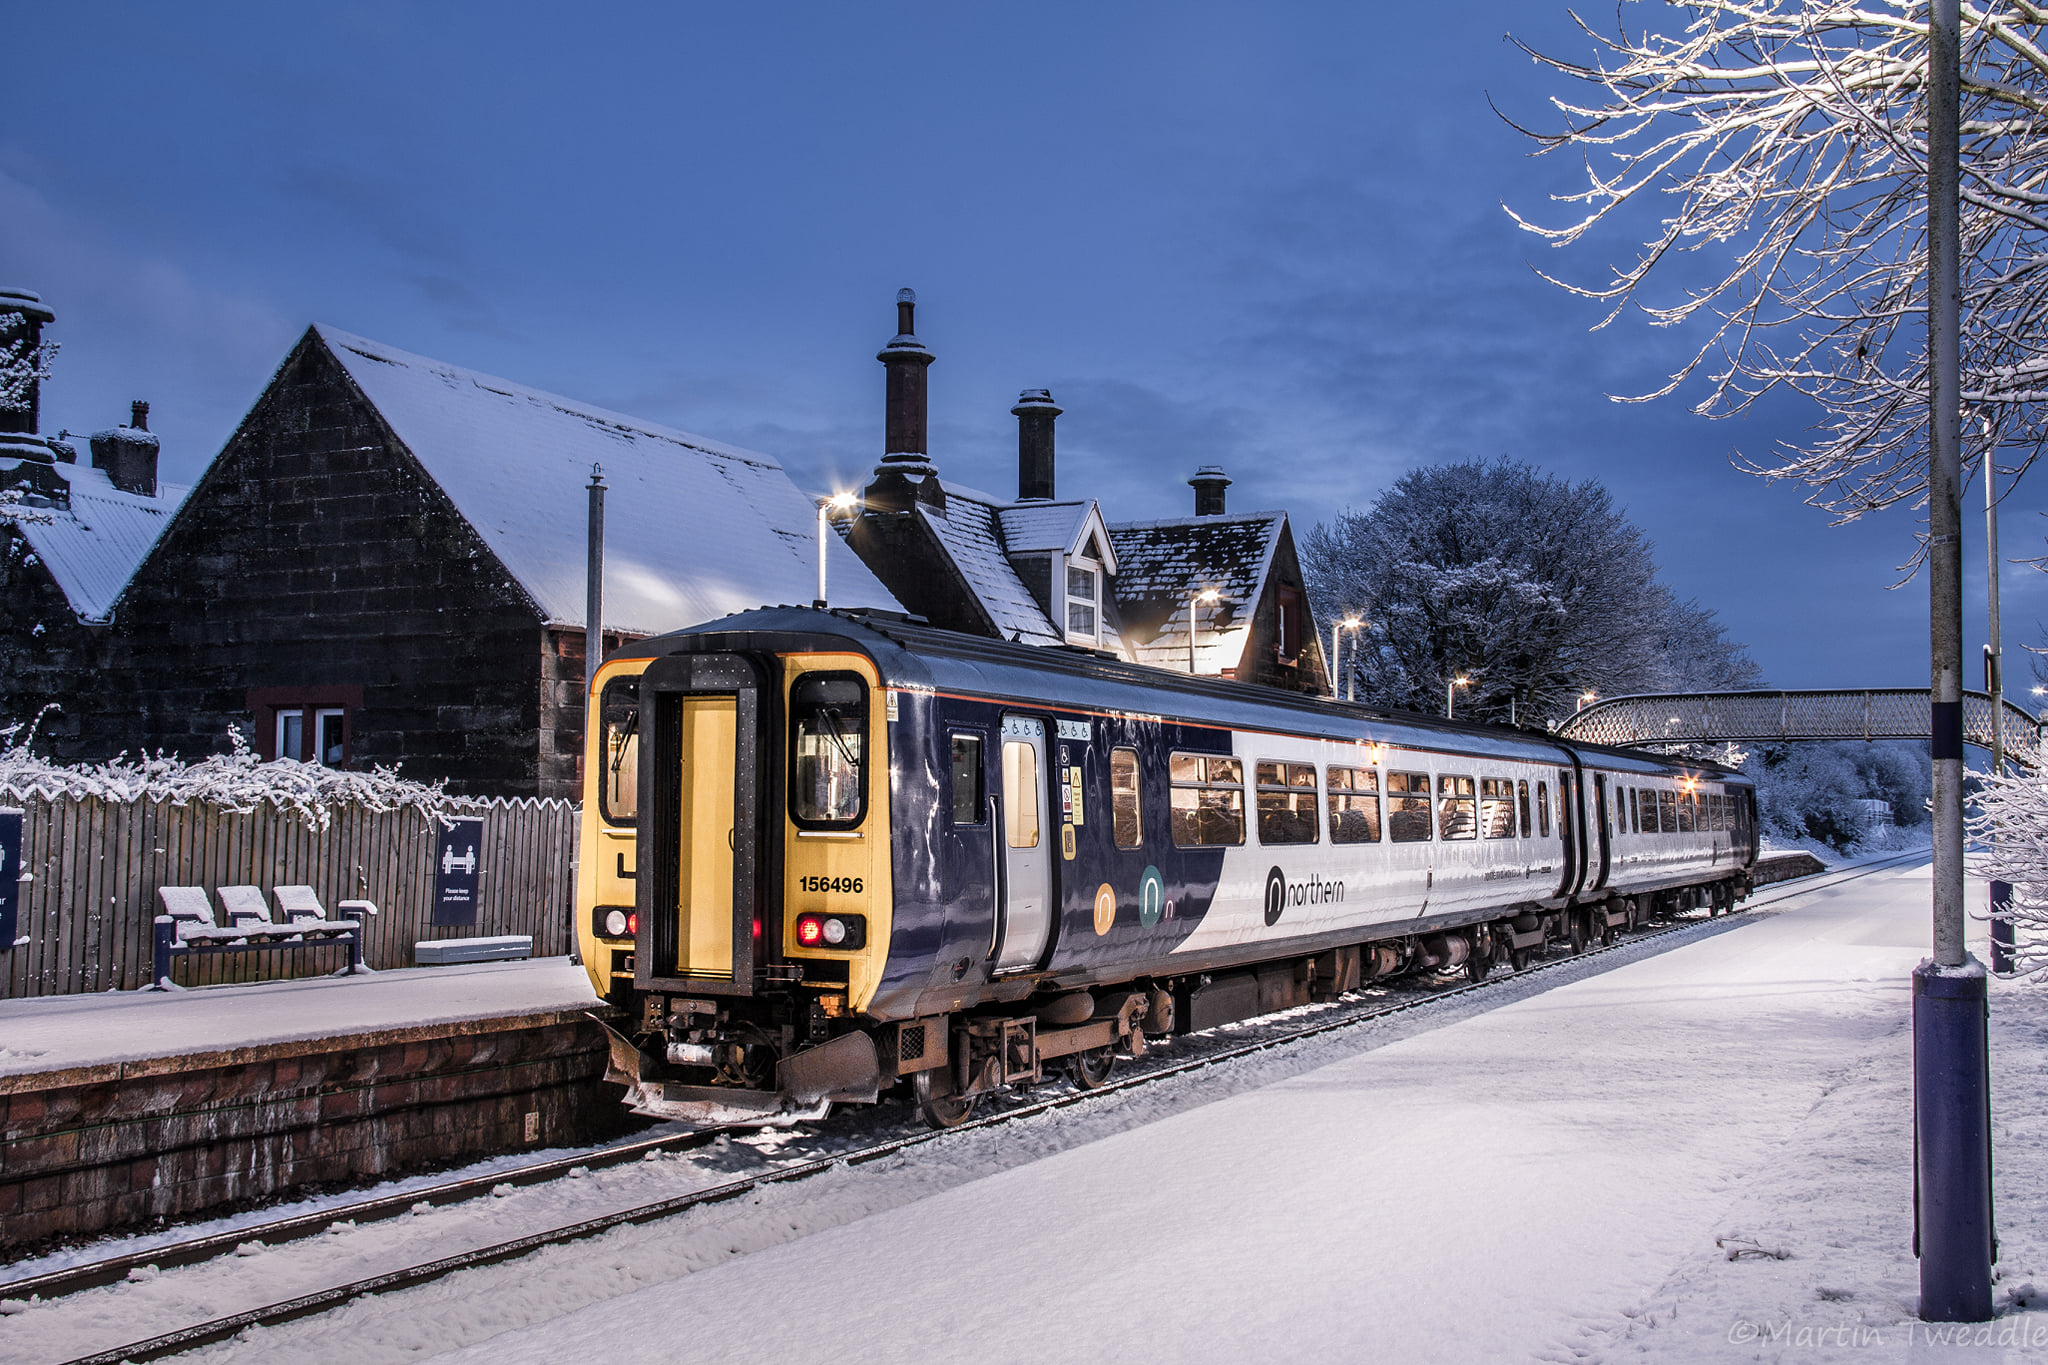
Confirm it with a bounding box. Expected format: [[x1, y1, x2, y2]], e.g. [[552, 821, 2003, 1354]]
[[1138, 866, 1165, 927]]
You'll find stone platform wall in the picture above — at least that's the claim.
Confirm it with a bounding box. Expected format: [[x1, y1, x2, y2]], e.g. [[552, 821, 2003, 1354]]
[[0, 1007, 630, 1253]]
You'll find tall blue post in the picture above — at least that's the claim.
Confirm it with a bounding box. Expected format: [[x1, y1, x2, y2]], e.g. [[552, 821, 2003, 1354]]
[[1989, 881, 2014, 975], [1918, 0, 1995, 1322]]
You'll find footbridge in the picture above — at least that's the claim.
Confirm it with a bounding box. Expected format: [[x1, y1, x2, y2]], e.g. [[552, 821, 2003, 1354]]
[[1553, 689, 2042, 769]]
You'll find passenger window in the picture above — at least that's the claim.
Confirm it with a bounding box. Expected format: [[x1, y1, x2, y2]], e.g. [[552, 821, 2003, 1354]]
[[1438, 776, 1476, 840], [1627, 788, 1638, 834], [1658, 789, 1676, 834], [1537, 781, 1551, 837], [1003, 740, 1040, 848], [1255, 761, 1320, 844], [1517, 779, 1531, 837], [1480, 778, 1515, 838], [1111, 747, 1143, 849], [1677, 791, 1695, 834], [598, 675, 640, 825], [1388, 771, 1433, 842], [1170, 753, 1245, 846], [791, 672, 867, 827], [950, 733, 985, 825], [1328, 766, 1382, 843]]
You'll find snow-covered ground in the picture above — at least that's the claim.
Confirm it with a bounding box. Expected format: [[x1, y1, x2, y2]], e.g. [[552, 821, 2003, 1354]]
[[5, 856, 2041, 1362], [0, 957, 601, 1076]]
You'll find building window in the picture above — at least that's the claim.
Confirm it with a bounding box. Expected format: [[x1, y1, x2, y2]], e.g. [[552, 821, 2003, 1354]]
[[1274, 585, 1304, 664], [1065, 558, 1101, 644], [248, 686, 362, 766]]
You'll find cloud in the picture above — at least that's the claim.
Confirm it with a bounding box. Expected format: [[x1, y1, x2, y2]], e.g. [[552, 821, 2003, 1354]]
[[0, 169, 296, 484]]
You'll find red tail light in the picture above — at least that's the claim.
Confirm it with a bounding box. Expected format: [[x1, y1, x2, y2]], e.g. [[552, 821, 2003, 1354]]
[[796, 916, 823, 946], [792, 912, 866, 950], [626, 912, 639, 936]]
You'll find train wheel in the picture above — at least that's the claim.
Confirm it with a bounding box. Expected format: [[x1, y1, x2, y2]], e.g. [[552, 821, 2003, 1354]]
[[1508, 941, 1532, 972], [1466, 947, 1491, 983], [1598, 913, 1617, 947], [912, 1068, 979, 1129], [1068, 1045, 1117, 1090]]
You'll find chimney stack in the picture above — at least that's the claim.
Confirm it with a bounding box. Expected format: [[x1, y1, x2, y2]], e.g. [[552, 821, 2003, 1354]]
[[0, 287, 56, 442], [91, 399, 160, 498], [865, 288, 942, 511], [1012, 389, 1061, 501], [1189, 465, 1231, 517]]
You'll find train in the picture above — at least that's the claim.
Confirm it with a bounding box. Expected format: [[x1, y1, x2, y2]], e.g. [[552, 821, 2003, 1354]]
[[574, 606, 1757, 1129]]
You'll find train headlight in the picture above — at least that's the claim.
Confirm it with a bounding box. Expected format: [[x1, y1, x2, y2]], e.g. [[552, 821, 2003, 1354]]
[[604, 909, 629, 937], [793, 912, 866, 950], [593, 906, 636, 940]]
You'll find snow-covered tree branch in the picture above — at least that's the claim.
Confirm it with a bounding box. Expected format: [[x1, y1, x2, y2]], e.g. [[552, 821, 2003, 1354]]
[[0, 312, 56, 415], [1971, 765, 2048, 976], [0, 713, 483, 829], [1303, 458, 1761, 724], [1508, 1, 2048, 523]]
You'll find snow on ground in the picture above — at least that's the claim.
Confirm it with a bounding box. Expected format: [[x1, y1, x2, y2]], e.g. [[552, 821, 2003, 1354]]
[[8, 858, 2041, 1363], [0, 957, 600, 1076]]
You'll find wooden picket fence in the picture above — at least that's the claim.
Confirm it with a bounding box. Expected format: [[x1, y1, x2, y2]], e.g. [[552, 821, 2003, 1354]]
[[1, 795, 579, 998]]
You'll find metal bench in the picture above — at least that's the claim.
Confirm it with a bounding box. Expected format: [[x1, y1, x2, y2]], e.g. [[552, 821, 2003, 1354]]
[[152, 885, 371, 988]]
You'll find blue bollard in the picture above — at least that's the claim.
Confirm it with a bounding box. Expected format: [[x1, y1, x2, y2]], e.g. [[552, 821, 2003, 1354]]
[[1913, 958, 1994, 1322], [1989, 880, 2014, 975]]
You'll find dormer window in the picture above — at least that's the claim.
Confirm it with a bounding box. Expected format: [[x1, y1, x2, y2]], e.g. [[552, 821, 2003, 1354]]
[[1065, 558, 1101, 643]]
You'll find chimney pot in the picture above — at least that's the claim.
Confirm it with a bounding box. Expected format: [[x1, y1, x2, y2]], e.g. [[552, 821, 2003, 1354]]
[[1012, 388, 1062, 501], [867, 288, 941, 512], [130, 400, 148, 431], [1189, 465, 1231, 517]]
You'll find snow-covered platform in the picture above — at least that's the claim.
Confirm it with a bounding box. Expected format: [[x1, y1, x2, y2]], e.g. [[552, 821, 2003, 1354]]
[[441, 859, 2046, 1364], [0, 957, 603, 1083], [0, 960, 615, 1250]]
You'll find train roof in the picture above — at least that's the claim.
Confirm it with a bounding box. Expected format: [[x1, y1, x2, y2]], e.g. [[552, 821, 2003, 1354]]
[[615, 606, 1747, 782]]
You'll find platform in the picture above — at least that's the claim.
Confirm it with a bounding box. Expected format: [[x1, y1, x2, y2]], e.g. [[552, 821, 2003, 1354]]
[[439, 859, 2044, 1363], [0, 959, 619, 1252]]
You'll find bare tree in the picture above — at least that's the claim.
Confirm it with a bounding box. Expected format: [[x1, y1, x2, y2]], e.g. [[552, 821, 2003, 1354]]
[[1507, 1, 2048, 522], [1303, 459, 1760, 725]]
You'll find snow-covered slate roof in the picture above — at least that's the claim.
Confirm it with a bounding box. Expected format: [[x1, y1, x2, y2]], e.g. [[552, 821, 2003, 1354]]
[[317, 326, 900, 635], [16, 463, 188, 623], [916, 494, 1063, 646], [1106, 511, 1284, 674], [995, 500, 1116, 572]]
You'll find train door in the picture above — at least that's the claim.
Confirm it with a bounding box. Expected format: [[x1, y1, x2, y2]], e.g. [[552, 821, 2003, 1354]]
[[1556, 767, 1578, 898], [637, 652, 763, 995], [994, 716, 1054, 972], [1590, 773, 1612, 891]]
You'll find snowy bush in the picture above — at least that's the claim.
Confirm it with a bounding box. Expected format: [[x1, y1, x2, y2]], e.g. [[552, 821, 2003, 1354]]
[[1744, 741, 1931, 853], [0, 711, 480, 828], [1304, 458, 1759, 723], [1972, 768, 2048, 979]]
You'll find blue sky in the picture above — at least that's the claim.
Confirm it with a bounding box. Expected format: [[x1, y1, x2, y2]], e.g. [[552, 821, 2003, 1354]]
[[6, 2, 2041, 693]]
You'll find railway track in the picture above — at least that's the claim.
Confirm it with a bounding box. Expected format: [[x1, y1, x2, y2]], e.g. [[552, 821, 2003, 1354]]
[[17, 850, 1924, 1365]]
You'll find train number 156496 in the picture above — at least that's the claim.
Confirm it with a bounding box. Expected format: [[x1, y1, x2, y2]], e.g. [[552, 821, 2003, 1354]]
[[796, 875, 864, 894]]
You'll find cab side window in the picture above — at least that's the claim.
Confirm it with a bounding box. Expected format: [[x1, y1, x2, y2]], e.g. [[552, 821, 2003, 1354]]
[[950, 732, 985, 825]]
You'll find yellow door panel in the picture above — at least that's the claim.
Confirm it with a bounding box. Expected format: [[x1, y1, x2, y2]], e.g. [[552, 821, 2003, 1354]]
[[677, 694, 738, 977]]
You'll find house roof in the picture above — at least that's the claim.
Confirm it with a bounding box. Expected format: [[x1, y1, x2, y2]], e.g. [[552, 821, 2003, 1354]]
[[316, 326, 901, 635], [917, 495, 1063, 645], [995, 500, 1117, 572], [1105, 511, 1286, 673], [15, 462, 188, 623]]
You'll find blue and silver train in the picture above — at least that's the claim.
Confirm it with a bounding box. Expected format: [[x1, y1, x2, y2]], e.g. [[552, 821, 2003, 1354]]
[[574, 607, 1757, 1128]]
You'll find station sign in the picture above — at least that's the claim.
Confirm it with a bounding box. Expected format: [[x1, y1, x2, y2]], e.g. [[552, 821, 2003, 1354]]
[[432, 816, 485, 927]]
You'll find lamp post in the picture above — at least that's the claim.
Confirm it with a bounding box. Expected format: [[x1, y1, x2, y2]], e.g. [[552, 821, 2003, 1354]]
[[1445, 674, 1469, 720], [815, 492, 857, 608], [1985, 428, 2013, 975], [1579, 690, 1597, 712], [1187, 588, 1220, 674], [1917, 0, 1994, 1323], [1329, 615, 1362, 698]]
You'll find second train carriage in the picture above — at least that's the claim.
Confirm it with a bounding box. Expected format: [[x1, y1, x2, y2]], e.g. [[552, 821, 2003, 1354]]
[[577, 607, 1757, 1128]]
